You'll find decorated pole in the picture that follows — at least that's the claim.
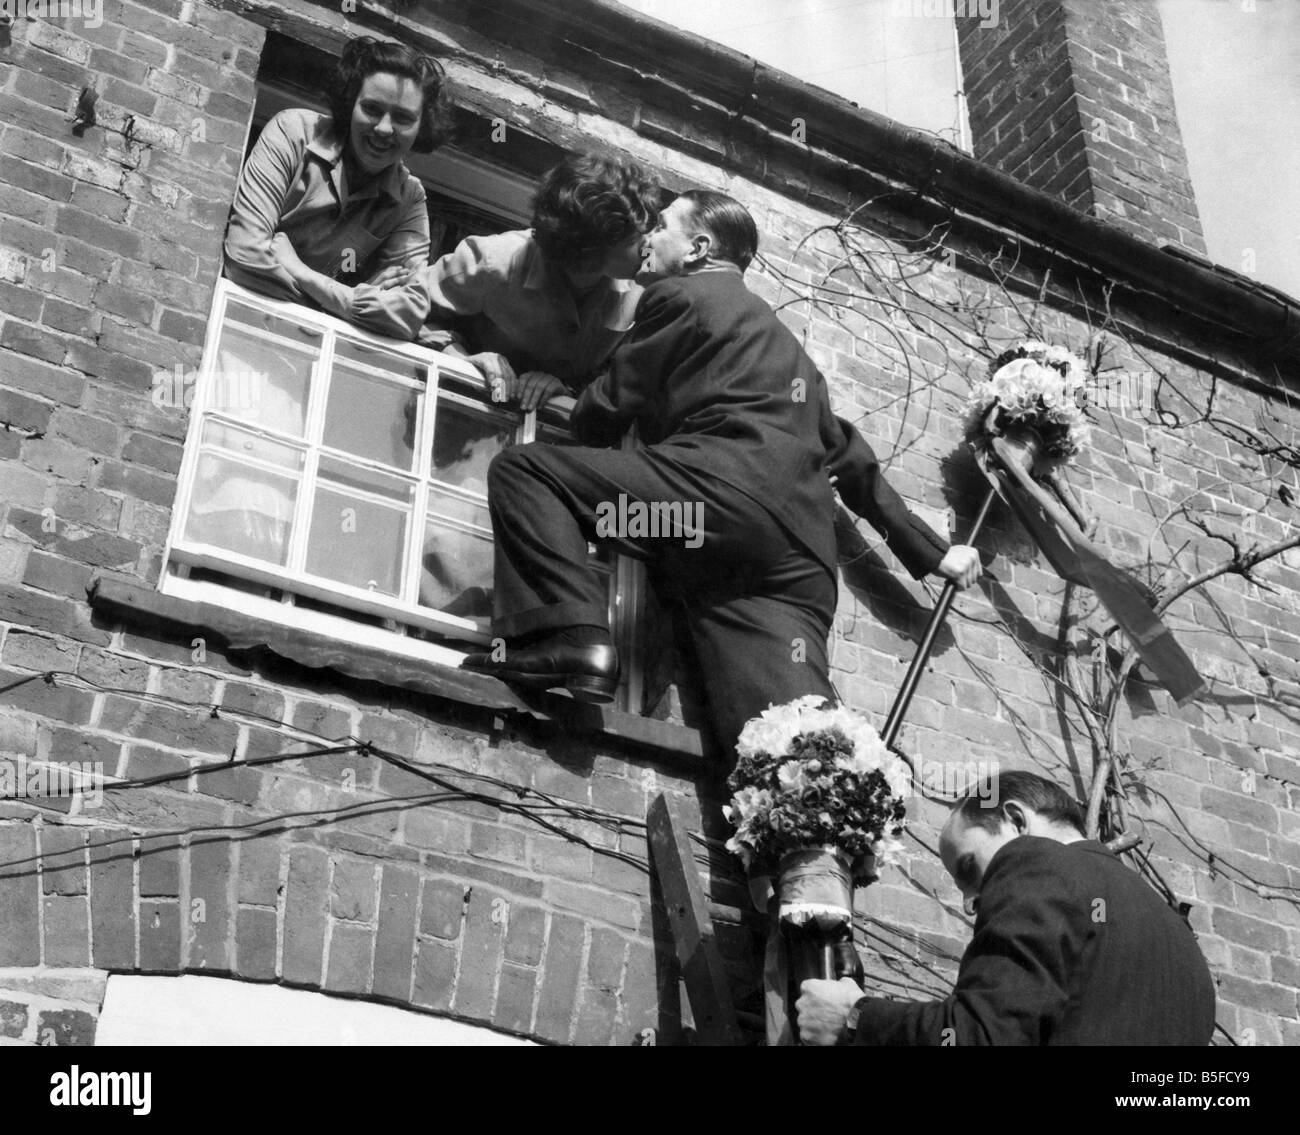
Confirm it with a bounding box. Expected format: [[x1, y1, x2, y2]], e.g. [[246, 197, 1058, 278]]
[[881, 485, 996, 751]]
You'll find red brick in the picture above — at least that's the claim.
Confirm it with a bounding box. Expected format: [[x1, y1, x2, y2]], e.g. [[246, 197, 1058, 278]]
[[121, 431, 183, 474], [236, 837, 282, 906], [504, 904, 546, 966], [325, 923, 373, 995], [586, 926, 627, 993], [289, 700, 353, 741], [283, 844, 329, 985], [572, 988, 618, 1046], [534, 912, 584, 1044], [47, 409, 121, 455], [0, 666, 96, 724], [98, 696, 240, 756], [493, 964, 537, 1035], [420, 877, 466, 940], [40, 825, 87, 896], [412, 940, 456, 1011], [0, 153, 72, 199], [20, 552, 93, 601], [0, 349, 87, 404], [188, 838, 232, 971], [330, 858, 377, 922], [42, 894, 90, 966], [454, 885, 505, 1020], [139, 835, 180, 898], [1213, 908, 1287, 954], [35, 1008, 96, 1047], [199, 764, 261, 807], [235, 904, 278, 980], [122, 744, 189, 781], [0, 388, 53, 433], [139, 899, 182, 970], [0, 824, 41, 965], [372, 865, 420, 1001], [89, 829, 135, 968]]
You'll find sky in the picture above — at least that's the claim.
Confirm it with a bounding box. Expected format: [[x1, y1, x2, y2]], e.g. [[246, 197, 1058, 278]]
[[618, 0, 1300, 299]]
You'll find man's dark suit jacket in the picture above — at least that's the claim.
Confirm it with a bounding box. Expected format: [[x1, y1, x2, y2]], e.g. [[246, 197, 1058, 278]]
[[570, 268, 948, 578], [853, 836, 1217, 1045]]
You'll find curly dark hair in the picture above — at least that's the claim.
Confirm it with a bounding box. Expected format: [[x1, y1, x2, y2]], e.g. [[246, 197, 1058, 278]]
[[531, 152, 663, 270], [327, 35, 454, 154]]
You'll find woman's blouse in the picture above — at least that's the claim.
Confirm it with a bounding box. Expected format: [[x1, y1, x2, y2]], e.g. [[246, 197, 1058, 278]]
[[223, 108, 431, 339]]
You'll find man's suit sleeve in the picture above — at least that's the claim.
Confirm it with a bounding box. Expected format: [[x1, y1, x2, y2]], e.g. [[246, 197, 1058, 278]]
[[570, 281, 695, 447], [852, 841, 1092, 1045], [823, 411, 948, 579]]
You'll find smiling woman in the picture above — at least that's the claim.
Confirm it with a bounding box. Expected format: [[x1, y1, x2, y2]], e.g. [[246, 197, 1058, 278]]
[[222, 36, 454, 340]]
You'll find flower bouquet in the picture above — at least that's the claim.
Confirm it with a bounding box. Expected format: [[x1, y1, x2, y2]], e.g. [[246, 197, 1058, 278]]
[[965, 340, 1089, 475], [724, 695, 910, 929]]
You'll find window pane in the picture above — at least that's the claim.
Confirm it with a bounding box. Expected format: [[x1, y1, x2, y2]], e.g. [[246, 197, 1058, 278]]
[[305, 466, 412, 596], [334, 338, 425, 385], [211, 322, 315, 437], [185, 424, 302, 566], [418, 514, 494, 620], [324, 359, 420, 471], [426, 487, 491, 532], [432, 401, 514, 492], [318, 455, 415, 502]]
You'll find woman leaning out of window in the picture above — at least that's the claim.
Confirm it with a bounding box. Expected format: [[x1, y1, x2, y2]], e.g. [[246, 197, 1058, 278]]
[[222, 35, 452, 339]]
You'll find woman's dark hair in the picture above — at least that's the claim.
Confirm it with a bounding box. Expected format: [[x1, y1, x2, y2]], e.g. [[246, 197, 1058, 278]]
[[328, 35, 454, 154], [531, 152, 662, 270], [677, 189, 759, 271], [955, 771, 1087, 836]]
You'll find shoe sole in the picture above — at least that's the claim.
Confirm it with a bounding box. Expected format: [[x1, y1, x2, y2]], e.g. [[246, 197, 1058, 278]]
[[465, 665, 618, 705]]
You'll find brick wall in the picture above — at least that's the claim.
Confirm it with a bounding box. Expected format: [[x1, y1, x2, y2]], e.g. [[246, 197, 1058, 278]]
[[957, 0, 1207, 253], [1, 0, 1297, 1045]]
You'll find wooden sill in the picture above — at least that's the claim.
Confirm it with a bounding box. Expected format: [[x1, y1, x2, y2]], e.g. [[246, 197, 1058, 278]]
[[88, 576, 706, 764]]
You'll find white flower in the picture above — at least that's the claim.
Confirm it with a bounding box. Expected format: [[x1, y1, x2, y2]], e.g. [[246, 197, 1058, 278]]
[[776, 762, 808, 792]]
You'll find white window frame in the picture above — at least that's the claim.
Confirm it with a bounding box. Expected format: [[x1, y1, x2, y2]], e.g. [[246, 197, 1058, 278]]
[[160, 279, 645, 711]]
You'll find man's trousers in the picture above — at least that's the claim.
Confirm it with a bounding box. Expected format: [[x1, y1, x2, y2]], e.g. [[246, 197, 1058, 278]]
[[486, 442, 839, 756]]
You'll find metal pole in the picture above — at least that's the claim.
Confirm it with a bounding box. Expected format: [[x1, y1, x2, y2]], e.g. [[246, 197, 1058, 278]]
[[881, 485, 997, 750]]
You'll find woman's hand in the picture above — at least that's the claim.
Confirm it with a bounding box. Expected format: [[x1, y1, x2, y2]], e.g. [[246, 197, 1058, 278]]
[[466, 352, 518, 403], [514, 371, 567, 412]]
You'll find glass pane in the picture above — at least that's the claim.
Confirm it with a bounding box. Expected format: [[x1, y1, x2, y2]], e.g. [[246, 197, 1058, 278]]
[[318, 455, 414, 503], [226, 302, 325, 348], [432, 401, 514, 492], [335, 338, 424, 385], [200, 419, 302, 469], [185, 441, 301, 567], [418, 515, 494, 620], [426, 488, 491, 533], [211, 322, 315, 437], [324, 361, 420, 471], [305, 484, 410, 597]]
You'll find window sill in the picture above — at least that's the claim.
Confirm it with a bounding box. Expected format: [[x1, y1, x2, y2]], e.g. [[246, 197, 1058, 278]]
[[87, 576, 705, 763]]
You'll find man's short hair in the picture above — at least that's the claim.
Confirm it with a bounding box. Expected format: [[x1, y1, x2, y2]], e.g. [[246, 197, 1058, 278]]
[[678, 190, 759, 271], [531, 152, 662, 270], [954, 771, 1086, 835]]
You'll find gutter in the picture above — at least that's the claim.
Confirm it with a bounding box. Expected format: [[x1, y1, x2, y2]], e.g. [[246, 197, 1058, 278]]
[[467, 0, 1300, 365]]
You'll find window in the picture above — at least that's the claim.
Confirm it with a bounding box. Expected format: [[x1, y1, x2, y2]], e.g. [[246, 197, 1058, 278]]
[[161, 279, 647, 711]]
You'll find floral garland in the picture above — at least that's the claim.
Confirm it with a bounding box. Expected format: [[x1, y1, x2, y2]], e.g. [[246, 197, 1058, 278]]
[[723, 695, 910, 881], [964, 340, 1089, 460]]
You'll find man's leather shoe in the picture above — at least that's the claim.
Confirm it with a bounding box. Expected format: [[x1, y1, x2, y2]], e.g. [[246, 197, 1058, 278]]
[[461, 640, 620, 704]]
